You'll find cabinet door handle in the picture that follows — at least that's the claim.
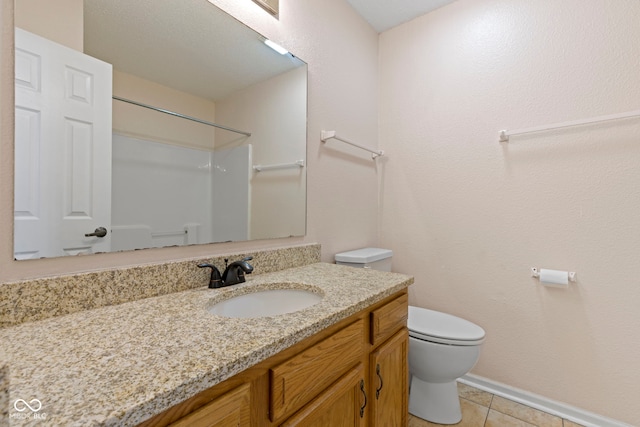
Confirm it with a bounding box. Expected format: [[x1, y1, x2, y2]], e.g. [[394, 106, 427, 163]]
[[359, 379, 367, 418], [375, 363, 383, 399]]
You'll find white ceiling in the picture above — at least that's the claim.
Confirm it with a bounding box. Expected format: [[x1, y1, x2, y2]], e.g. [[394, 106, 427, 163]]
[[346, 0, 457, 33]]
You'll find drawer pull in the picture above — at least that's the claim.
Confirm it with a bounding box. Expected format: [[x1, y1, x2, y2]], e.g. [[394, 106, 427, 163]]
[[375, 363, 383, 399], [359, 379, 367, 418]]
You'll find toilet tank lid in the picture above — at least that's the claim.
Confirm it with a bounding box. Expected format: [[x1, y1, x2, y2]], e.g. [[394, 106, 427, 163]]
[[335, 248, 393, 263], [408, 306, 485, 342]]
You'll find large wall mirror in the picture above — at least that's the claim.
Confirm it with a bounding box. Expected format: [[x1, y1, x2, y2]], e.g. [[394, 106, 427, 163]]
[[13, 0, 307, 260]]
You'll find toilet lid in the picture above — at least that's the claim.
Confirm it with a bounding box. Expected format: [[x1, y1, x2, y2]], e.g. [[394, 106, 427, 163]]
[[408, 306, 485, 344]]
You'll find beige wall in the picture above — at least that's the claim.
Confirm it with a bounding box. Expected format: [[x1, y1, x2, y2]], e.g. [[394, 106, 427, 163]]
[[0, 0, 379, 281], [14, 0, 82, 51], [379, 0, 640, 423], [215, 67, 307, 240], [113, 70, 216, 150]]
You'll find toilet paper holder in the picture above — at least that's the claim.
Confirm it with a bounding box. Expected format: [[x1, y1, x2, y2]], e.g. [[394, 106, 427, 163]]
[[531, 267, 576, 282]]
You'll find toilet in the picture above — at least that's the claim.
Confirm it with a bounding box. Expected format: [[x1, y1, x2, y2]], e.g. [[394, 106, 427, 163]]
[[335, 248, 486, 425], [408, 306, 485, 424]]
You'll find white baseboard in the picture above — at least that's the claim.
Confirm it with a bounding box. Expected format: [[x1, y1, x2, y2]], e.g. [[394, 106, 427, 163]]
[[459, 374, 633, 427]]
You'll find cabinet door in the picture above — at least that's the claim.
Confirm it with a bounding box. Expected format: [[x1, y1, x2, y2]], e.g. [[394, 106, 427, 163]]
[[169, 383, 250, 427], [270, 319, 365, 421], [369, 329, 409, 427], [280, 364, 366, 427]]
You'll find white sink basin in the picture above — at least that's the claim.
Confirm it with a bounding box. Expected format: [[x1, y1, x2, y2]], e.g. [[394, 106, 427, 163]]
[[208, 287, 323, 318]]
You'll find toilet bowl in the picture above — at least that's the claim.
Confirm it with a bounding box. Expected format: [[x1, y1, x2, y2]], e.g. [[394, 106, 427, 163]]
[[333, 249, 486, 424], [408, 305, 485, 424]]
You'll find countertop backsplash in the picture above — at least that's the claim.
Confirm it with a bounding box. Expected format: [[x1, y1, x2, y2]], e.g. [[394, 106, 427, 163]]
[[0, 243, 321, 328]]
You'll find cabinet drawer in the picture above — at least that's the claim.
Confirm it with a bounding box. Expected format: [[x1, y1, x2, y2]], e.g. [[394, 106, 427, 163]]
[[270, 319, 365, 422], [370, 293, 408, 346]]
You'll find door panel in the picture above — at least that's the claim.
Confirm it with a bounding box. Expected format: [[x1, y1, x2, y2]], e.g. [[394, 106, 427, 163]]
[[14, 28, 112, 258], [13, 105, 42, 259]]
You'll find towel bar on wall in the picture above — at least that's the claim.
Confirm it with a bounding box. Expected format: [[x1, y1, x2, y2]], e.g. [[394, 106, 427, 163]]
[[150, 230, 187, 237], [321, 130, 384, 159], [253, 160, 305, 172], [499, 109, 640, 143]]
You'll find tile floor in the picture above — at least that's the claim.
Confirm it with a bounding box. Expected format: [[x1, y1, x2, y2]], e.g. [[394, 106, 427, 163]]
[[408, 383, 587, 427]]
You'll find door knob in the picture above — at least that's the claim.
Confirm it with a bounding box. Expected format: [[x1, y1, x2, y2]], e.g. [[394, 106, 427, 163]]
[[85, 227, 107, 238]]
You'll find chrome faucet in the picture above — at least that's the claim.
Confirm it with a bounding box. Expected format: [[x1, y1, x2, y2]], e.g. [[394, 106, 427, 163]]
[[198, 256, 254, 288]]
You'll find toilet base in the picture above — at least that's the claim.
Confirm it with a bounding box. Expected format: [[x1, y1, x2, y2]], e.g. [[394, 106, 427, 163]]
[[409, 377, 461, 424]]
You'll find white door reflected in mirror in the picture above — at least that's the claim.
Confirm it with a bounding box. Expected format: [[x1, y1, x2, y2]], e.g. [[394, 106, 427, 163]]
[[14, 29, 112, 259]]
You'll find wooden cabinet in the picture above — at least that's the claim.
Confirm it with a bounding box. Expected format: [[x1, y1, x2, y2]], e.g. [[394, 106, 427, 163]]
[[168, 383, 250, 427], [370, 293, 408, 347], [281, 364, 366, 427], [270, 319, 365, 422], [369, 330, 409, 427], [140, 290, 408, 427], [368, 293, 409, 426]]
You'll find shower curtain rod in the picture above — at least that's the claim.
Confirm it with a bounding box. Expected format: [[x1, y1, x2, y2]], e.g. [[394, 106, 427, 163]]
[[113, 96, 252, 137]]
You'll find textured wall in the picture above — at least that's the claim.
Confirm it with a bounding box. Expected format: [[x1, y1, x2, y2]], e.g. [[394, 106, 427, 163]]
[[14, 0, 82, 51], [379, 0, 640, 423]]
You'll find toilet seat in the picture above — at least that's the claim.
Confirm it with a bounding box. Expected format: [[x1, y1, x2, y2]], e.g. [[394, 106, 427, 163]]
[[409, 306, 485, 346]]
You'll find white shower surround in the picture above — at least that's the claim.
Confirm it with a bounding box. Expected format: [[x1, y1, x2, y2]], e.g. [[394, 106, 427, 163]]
[[111, 134, 250, 250]]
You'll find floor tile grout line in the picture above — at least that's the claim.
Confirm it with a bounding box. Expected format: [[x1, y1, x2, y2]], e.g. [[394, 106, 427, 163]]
[[483, 393, 494, 426], [475, 388, 576, 427]]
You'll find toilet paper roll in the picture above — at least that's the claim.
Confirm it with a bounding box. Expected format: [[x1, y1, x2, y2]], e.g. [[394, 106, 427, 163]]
[[539, 269, 569, 286]]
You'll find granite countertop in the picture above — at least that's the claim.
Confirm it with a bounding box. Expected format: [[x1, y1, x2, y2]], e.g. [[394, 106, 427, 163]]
[[0, 262, 412, 426]]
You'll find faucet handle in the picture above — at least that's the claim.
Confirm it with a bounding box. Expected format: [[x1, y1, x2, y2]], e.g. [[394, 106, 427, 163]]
[[197, 263, 223, 288]]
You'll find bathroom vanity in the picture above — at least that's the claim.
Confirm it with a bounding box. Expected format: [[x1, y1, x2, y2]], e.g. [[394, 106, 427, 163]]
[[0, 262, 412, 426], [143, 289, 408, 427]]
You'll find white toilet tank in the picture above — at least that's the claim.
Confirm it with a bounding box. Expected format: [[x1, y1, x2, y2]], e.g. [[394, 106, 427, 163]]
[[334, 247, 393, 272]]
